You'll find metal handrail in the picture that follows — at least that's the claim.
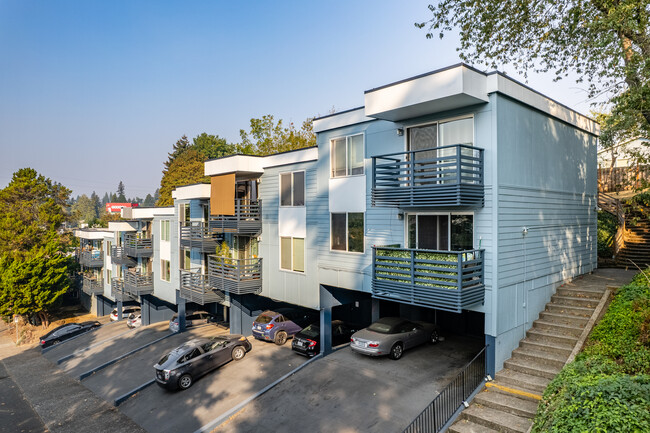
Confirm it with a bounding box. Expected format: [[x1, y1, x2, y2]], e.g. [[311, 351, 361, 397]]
[[207, 256, 262, 281]]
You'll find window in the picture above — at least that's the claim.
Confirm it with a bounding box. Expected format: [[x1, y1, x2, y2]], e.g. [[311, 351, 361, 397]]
[[280, 236, 305, 272], [331, 212, 364, 253], [160, 220, 170, 242], [331, 134, 364, 177], [161, 260, 171, 282], [180, 203, 190, 222], [182, 249, 191, 270], [407, 213, 473, 251], [280, 171, 305, 206], [106, 241, 111, 257], [106, 269, 112, 282]]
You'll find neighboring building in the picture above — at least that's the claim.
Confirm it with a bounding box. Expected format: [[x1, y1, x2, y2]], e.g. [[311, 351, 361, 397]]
[[105, 202, 139, 213], [598, 138, 649, 169], [75, 64, 598, 375]]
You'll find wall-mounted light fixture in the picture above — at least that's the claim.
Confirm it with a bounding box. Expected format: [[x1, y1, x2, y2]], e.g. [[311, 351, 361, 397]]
[[397, 128, 404, 136], [397, 212, 404, 220]]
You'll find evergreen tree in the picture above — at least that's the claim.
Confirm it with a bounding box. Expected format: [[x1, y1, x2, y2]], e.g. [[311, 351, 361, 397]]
[[143, 193, 155, 207], [157, 148, 209, 206], [116, 181, 126, 202]]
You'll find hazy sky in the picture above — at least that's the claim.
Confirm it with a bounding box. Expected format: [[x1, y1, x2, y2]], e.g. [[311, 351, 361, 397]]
[[0, 1, 599, 198]]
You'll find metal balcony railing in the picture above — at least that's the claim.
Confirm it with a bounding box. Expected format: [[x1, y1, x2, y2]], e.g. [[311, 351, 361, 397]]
[[79, 250, 104, 268], [179, 270, 226, 305], [123, 271, 154, 296], [111, 246, 136, 267], [111, 278, 133, 302], [180, 222, 223, 252], [82, 276, 104, 295], [209, 199, 261, 235], [124, 233, 153, 258], [372, 246, 485, 313], [207, 256, 262, 295], [371, 144, 484, 208]]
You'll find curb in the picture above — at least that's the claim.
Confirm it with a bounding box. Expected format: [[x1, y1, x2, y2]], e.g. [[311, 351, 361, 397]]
[[79, 332, 174, 380], [41, 323, 107, 354], [565, 287, 612, 365], [193, 353, 322, 433], [114, 379, 155, 407]]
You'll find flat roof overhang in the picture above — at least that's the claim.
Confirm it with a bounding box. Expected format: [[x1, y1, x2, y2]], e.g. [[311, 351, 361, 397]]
[[364, 65, 489, 122]]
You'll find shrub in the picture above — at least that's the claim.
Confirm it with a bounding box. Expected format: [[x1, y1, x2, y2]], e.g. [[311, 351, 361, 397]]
[[597, 211, 618, 258]]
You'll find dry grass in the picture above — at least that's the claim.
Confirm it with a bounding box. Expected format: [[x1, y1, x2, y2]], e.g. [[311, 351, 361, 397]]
[[7, 305, 98, 346]]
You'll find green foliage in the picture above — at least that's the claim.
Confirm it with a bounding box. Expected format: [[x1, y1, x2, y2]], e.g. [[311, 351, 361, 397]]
[[238, 115, 316, 156], [597, 211, 618, 257], [532, 272, 650, 431], [418, 1, 650, 165], [192, 133, 234, 160], [628, 191, 650, 208], [375, 248, 459, 288], [116, 181, 126, 202], [71, 194, 99, 224], [157, 148, 209, 206], [214, 242, 234, 265]]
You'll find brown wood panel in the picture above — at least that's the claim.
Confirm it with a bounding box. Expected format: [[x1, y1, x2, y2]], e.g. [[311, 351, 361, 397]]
[[211, 174, 235, 215]]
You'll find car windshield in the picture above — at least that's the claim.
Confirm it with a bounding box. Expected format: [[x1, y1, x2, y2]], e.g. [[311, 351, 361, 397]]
[[367, 322, 394, 334], [158, 352, 173, 365], [300, 325, 319, 338], [255, 315, 273, 324]]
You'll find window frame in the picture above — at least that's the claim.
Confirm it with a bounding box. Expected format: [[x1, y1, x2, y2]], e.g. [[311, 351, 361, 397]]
[[330, 133, 365, 178], [404, 115, 475, 152], [161, 259, 171, 282], [330, 212, 365, 254], [160, 220, 171, 242], [279, 236, 305, 273], [405, 211, 475, 251], [279, 170, 306, 207]]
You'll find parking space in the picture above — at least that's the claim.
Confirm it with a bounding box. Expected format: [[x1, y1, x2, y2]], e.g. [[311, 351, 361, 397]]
[[42, 319, 130, 362], [213, 333, 484, 433], [82, 325, 230, 404], [58, 321, 172, 379], [117, 337, 309, 433]]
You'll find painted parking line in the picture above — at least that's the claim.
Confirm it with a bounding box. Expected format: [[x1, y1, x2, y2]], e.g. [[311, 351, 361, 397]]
[[114, 380, 156, 407], [193, 352, 323, 433], [57, 328, 134, 364], [79, 332, 174, 380]]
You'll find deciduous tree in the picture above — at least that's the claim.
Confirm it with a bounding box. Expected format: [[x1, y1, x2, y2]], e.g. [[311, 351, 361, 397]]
[[238, 115, 316, 156]]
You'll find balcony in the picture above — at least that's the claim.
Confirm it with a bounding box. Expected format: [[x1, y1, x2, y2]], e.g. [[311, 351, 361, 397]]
[[371, 144, 484, 208], [79, 250, 104, 268], [123, 271, 154, 296], [179, 270, 225, 305], [207, 256, 262, 295], [209, 199, 261, 235], [111, 278, 133, 302], [372, 246, 485, 313], [111, 246, 136, 267], [82, 276, 104, 295], [124, 233, 153, 258], [180, 222, 222, 252]]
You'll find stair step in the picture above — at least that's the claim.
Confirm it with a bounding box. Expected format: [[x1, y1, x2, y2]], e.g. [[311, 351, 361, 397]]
[[449, 419, 500, 433], [494, 369, 550, 395], [538, 311, 589, 327], [504, 357, 561, 380], [533, 320, 584, 338], [519, 339, 573, 357], [526, 327, 579, 347], [462, 405, 533, 433], [556, 287, 603, 299], [550, 295, 599, 308], [511, 347, 567, 370], [546, 303, 593, 317], [474, 389, 539, 418]]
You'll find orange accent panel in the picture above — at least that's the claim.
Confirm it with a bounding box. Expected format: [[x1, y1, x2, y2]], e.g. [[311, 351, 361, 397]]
[[211, 174, 235, 216]]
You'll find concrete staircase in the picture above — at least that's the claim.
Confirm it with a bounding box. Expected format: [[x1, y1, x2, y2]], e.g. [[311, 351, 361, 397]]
[[448, 279, 607, 433]]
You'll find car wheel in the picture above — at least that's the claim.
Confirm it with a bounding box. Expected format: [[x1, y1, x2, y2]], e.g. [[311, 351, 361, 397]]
[[274, 331, 288, 345], [389, 343, 404, 360], [430, 330, 439, 344], [178, 374, 193, 390], [232, 346, 246, 361], [52, 340, 61, 346]]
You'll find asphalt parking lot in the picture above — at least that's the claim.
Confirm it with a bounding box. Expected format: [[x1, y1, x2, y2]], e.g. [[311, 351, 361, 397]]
[[214, 333, 484, 433]]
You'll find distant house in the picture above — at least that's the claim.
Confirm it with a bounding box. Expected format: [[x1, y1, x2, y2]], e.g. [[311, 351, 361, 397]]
[[598, 138, 650, 192]]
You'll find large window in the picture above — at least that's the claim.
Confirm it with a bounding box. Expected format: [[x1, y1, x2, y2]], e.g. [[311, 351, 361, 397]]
[[182, 249, 191, 270], [280, 171, 305, 206], [180, 203, 190, 222], [280, 237, 304, 272], [160, 220, 171, 242], [161, 260, 171, 282], [331, 212, 364, 253], [331, 134, 364, 177], [407, 214, 473, 251]]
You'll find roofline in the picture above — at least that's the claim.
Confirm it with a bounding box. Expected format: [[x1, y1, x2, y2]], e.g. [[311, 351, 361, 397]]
[[364, 63, 484, 94], [203, 146, 318, 163], [313, 106, 366, 122]]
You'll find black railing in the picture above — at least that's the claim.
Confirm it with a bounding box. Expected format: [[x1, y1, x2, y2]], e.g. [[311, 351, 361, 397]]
[[372, 247, 484, 313], [111, 246, 137, 267], [123, 271, 154, 295], [372, 144, 484, 208], [207, 256, 262, 295], [82, 276, 104, 295], [79, 250, 104, 267], [404, 346, 487, 433], [124, 233, 153, 257], [209, 199, 262, 235], [180, 222, 223, 252], [179, 269, 226, 305]]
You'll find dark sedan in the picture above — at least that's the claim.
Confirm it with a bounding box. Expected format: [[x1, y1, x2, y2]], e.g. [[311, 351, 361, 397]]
[[154, 334, 251, 390], [350, 317, 439, 360], [291, 320, 356, 357], [39, 321, 101, 348]]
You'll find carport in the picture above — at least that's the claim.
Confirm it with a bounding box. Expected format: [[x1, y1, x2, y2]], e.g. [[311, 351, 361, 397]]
[[319, 285, 373, 356]]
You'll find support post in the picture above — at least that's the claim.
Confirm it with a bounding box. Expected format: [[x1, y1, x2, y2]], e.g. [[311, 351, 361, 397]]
[[320, 307, 333, 357], [178, 296, 186, 332]]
